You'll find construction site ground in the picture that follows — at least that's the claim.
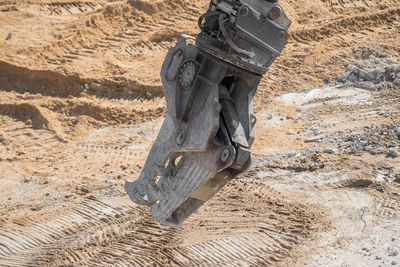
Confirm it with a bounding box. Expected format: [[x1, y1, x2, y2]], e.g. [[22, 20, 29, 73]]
[[0, 0, 400, 266]]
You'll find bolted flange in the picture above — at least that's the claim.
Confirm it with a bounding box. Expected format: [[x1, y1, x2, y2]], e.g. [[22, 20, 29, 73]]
[[179, 61, 197, 89]]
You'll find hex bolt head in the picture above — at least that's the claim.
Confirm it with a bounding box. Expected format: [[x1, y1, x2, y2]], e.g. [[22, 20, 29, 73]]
[[278, 30, 286, 40], [268, 6, 282, 21], [220, 148, 231, 163], [240, 6, 249, 16]]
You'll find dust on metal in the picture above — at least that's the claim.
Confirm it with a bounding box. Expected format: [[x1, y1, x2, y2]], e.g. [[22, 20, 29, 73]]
[[125, 0, 291, 228]]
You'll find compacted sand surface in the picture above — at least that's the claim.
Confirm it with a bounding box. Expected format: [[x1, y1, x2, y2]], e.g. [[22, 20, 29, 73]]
[[0, 0, 400, 266]]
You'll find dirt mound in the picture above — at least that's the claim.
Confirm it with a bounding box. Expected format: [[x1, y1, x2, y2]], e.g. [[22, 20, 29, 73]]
[[259, 1, 400, 98], [0, 0, 204, 97], [0, 61, 84, 97], [0, 103, 59, 130], [337, 56, 400, 89], [1, 0, 399, 99]]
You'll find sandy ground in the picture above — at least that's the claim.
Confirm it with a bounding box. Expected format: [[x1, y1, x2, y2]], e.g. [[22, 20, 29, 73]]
[[0, 0, 400, 266]]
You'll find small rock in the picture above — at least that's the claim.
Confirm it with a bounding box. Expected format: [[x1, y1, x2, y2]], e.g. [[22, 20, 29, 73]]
[[351, 141, 360, 148], [389, 251, 398, 257], [5, 33, 11, 40], [387, 148, 399, 158], [286, 130, 295, 135], [283, 150, 297, 158], [392, 261, 397, 266], [0, 136, 9, 146], [394, 78, 400, 86], [103, 181, 114, 187], [108, 121, 115, 126], [323, 149, 334, 154], [372, 68, 386, 80], [120, 165, 128, 170], [322, 148, 335, 154], [305, 136, 323, 143], [336, 75, 346, 83], [359, 141, 368, 147], [58, 34, 63, 40], [145, 92, 152, 98], [364, 146, 373, 153], [376, 256, 382, 260], [359, 70, 374, 81], [311, 126, 319, 132], [84, 83, 90, 90], [348, 73, 358, 82]]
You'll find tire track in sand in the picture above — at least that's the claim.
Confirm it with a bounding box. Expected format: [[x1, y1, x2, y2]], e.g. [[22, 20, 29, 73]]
[[375, 197, 400, 218], [325, 0, 399, 12], [38, 2, 104, 16], [0, 197, 137, 267], [0, 181, 324, 266], [76, 143, 149, 172], [39, 0, 206, 67]]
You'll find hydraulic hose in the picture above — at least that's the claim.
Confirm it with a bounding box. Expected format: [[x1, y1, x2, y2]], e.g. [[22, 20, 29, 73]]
[[218, 14, 255, 59], [198, 11, 222, 30]]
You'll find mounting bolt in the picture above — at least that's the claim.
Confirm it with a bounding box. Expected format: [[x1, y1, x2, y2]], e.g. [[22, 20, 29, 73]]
[[278, 30, 286, 40], [220, 148, 231, 163], [176, 129, 186, 146], [239, 6, 249, 16], [268, 6, 282, 21], [261, 15, 267, 23]]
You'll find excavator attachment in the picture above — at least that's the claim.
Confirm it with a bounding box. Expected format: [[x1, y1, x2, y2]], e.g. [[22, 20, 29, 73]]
[[125, 0, 291, 228]]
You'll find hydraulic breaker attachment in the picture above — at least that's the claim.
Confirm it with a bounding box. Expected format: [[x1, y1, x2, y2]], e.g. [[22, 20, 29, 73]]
[[125, 0, 291, 228]]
